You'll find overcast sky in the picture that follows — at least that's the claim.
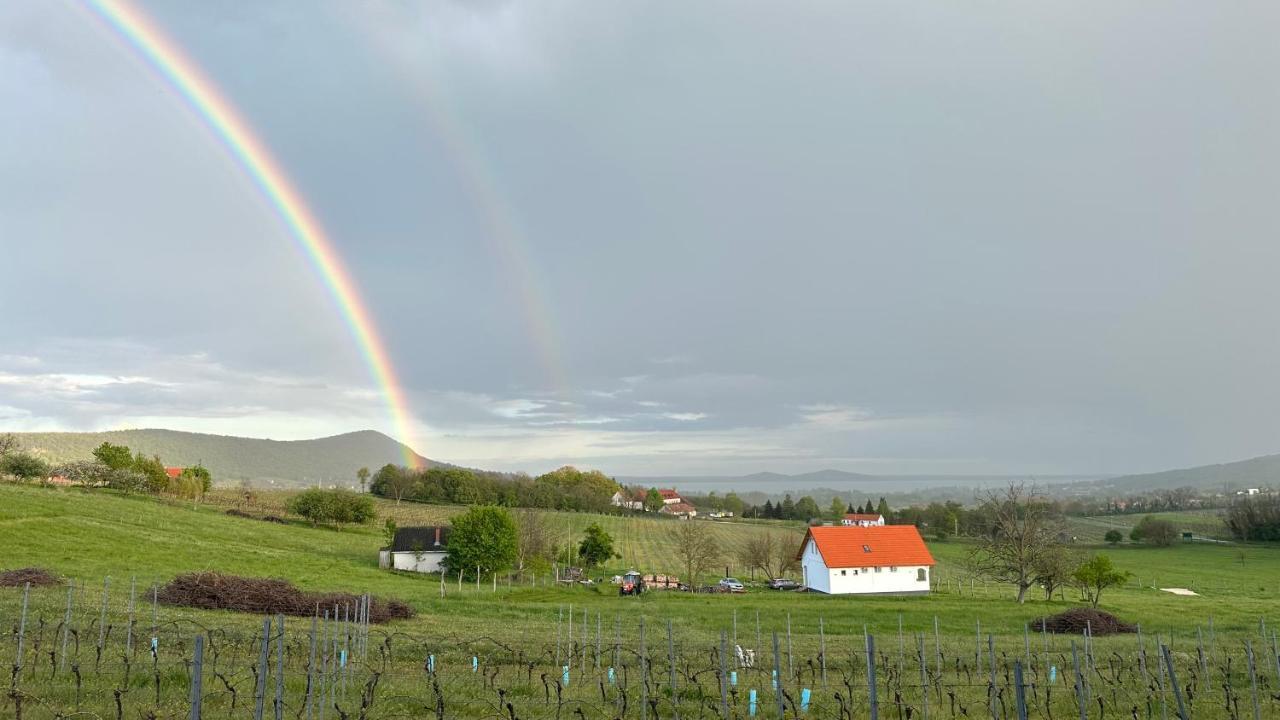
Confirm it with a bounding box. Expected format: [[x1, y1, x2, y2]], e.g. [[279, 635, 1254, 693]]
[[3, 1, 1279, 477]]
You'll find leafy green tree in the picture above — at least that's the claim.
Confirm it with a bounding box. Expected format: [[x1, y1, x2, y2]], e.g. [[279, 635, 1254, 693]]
[[645, 488, 665, 512], [1104, 529, 1123, 545], [92, 442, 133, 471], [357, 467, 370, 493], [329, 490, 375, 527], [382, 518, 398, 548], [290, 488, 336, 526], [132, 452, 169, 493], [0, 452, 49, 482], [445, 506, 518, 579], [577, 523, 617, 568], [722, 492, 745, 517], [1072, 554, 1132, 607], [794, 496, 820, 522], [180, 464, 213, 493], [829, 496, 846, 521]]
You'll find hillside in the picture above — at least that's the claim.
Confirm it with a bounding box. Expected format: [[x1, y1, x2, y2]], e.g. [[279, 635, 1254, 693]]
[[8, 428, 436, 486], [1100, 452, 1280, 492]]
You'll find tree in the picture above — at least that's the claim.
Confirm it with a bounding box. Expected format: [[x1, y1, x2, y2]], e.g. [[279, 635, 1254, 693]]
[[737, 532, 800, 580], [373, 464, 417, 505], [780, 494, 796, 520], [794, 496, 821, 522], [382, 518, 398, 548], [289, 489, 373, 528], [577, 523, 617, 568], [180, 464, 212, 493], [645, 488, 665, 513], [446, 505, 518, 579], [133, 453, 169, 493], [829, 497, 847, 521], [723, 492, 745, 517], [1072, 554, 1131, 608], [1104, 529, 1123, 545], [92, 442, 133, 471], [1032, 544, 1083, 601], [969, 483, 1065, 603], [52, 460, 111, 487], [357, 467, 370, 493], [515, 509, 553, 575], [290, 488, 337, 526], [876, 497, 890, 518], [673, 521, 720, 586], [0, 433, 20, 457], [762, 500, 775, 519], [0, 452, 49, 482], [1131, 516, 1178, 547]]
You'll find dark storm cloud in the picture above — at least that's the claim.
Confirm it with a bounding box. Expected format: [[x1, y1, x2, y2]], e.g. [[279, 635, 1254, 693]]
[[2, 0, 1279, 475]]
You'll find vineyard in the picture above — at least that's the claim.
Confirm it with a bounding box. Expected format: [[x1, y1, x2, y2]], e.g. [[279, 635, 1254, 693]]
[[5, 577, 1280, 720]]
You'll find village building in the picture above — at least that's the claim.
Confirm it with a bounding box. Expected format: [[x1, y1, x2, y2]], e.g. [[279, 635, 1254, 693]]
[[379, 526, 449, 573], [611, 487, 685, 511], [658, 501, 697, 519], [797, 525, 934, 595], [841, 513, 885, 526]]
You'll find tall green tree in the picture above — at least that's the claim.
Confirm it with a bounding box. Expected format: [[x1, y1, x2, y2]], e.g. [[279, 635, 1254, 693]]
[[576, 523, 617, 568], [645, 488, 665, 512], [780, 494, 796, 520], [829, 496, 846, 521], [794, 496, 820, 522], [92, 442, 133, 471], [876, 497, 890, 518], [445, 505, 518, 579], [357, 467, 370, 493]]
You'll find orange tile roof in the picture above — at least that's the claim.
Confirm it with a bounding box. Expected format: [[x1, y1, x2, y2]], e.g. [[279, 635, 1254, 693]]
[[164, 467, 184, 479], [798, 525, 935, 568]]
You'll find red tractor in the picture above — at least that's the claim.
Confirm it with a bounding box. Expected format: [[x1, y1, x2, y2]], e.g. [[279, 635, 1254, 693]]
[[619, 570, 645, 596]]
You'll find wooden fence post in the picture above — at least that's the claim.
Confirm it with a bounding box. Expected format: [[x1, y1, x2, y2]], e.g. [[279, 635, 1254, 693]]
[[866, 632, 879, 720], [189, 634, 204, 720]]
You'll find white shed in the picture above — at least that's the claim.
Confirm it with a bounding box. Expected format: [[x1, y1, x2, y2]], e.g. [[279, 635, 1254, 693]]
[[797, 525, 934, 595], [379, 526, 449, 574]]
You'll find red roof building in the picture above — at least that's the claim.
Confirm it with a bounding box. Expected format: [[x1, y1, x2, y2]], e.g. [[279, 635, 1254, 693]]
[[797, 525, 934, 595], [164, 467, 184, 479]]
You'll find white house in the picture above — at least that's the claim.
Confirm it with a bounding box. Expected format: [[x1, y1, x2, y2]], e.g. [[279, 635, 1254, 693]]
[[611, 490, 645, 511], [379, 526, 449, 573], [797, 525, 934, 595], [659, 501, 697, 519], [841, 513, 885, 527]]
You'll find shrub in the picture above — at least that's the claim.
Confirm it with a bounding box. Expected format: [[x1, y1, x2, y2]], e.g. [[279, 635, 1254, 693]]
[[156, 572, 412, 623], [1103, 529, 1123, 545], [289, 489, 375, 528], [1130, 515, 1178, 547], [0, 452, 50, 482]]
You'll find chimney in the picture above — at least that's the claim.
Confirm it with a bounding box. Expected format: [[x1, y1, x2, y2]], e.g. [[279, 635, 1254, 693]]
[[434, 527, 441, 547]]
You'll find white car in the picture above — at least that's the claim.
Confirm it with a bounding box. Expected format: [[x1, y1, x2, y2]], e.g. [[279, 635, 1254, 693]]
[[718, 577, 746, 593]]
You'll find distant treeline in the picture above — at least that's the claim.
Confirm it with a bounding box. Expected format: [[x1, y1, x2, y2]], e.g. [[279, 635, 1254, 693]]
[[369, 464, 619, 513], [1225, 494, 1280, 541]]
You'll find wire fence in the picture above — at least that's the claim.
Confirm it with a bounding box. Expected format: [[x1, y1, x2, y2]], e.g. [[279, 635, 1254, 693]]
[[4, 579, 1280, 719]]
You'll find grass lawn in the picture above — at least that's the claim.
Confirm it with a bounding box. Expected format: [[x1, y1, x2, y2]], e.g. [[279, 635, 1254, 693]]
[[4, 483, 1280, 718]]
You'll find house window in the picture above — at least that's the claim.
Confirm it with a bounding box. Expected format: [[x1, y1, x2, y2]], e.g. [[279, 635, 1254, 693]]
[[840, 569, 847, 576], [862, 544, 871, 552], [917, 568, 928, 582], [890, 566, 897, 572], [874, 567, 882, 573]]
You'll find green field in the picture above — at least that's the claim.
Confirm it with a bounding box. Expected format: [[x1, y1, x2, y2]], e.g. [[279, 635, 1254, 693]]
[[3, 483, 1280, 719]]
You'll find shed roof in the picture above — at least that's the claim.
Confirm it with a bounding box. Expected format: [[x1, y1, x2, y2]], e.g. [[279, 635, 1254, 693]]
[[798, 525, 934, 568], [390, 526, 450, 553]]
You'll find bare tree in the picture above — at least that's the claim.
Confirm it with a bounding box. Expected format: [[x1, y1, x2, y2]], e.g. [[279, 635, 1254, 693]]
[[969, 483, 1065, 603], [0, 433, 19, 457], [673, 521, 721, 587], [738, 533, 802, 580], [515, 508, 553, 575]]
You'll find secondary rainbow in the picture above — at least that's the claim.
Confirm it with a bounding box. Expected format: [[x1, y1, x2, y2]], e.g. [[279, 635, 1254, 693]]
[[83, 0, 422, 467]]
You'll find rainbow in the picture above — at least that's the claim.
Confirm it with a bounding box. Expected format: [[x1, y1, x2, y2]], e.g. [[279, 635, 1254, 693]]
[[82, 0, 422, 467]]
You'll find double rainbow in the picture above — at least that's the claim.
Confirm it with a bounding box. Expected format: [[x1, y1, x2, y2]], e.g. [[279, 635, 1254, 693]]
[[83, 0, 421, 467]]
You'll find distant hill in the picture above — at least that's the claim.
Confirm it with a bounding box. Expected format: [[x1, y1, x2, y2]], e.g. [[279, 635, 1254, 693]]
[[1100, 453, 1280, 492], [8, 429, 437, 487]]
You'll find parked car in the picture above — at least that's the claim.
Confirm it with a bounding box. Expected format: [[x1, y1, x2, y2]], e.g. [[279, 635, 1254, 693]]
[[718, 577, 746, 593], [767, 578, 800, 590]]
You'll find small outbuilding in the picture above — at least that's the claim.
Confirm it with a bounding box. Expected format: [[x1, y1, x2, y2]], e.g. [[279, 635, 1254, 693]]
[[841, 513, 885, 527], [797, 525, 934, 595], [379, 526, 449, 574]]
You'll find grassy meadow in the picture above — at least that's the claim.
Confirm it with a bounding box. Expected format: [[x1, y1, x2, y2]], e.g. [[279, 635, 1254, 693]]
[[3, 483, 1280, 718]]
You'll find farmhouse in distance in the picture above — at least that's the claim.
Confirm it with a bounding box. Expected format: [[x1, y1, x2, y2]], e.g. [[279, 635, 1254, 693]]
[[379, 526, 449, 574]]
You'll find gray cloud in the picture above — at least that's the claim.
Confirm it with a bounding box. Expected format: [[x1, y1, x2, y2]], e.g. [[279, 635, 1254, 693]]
[[2, 0, 1279, 476]]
